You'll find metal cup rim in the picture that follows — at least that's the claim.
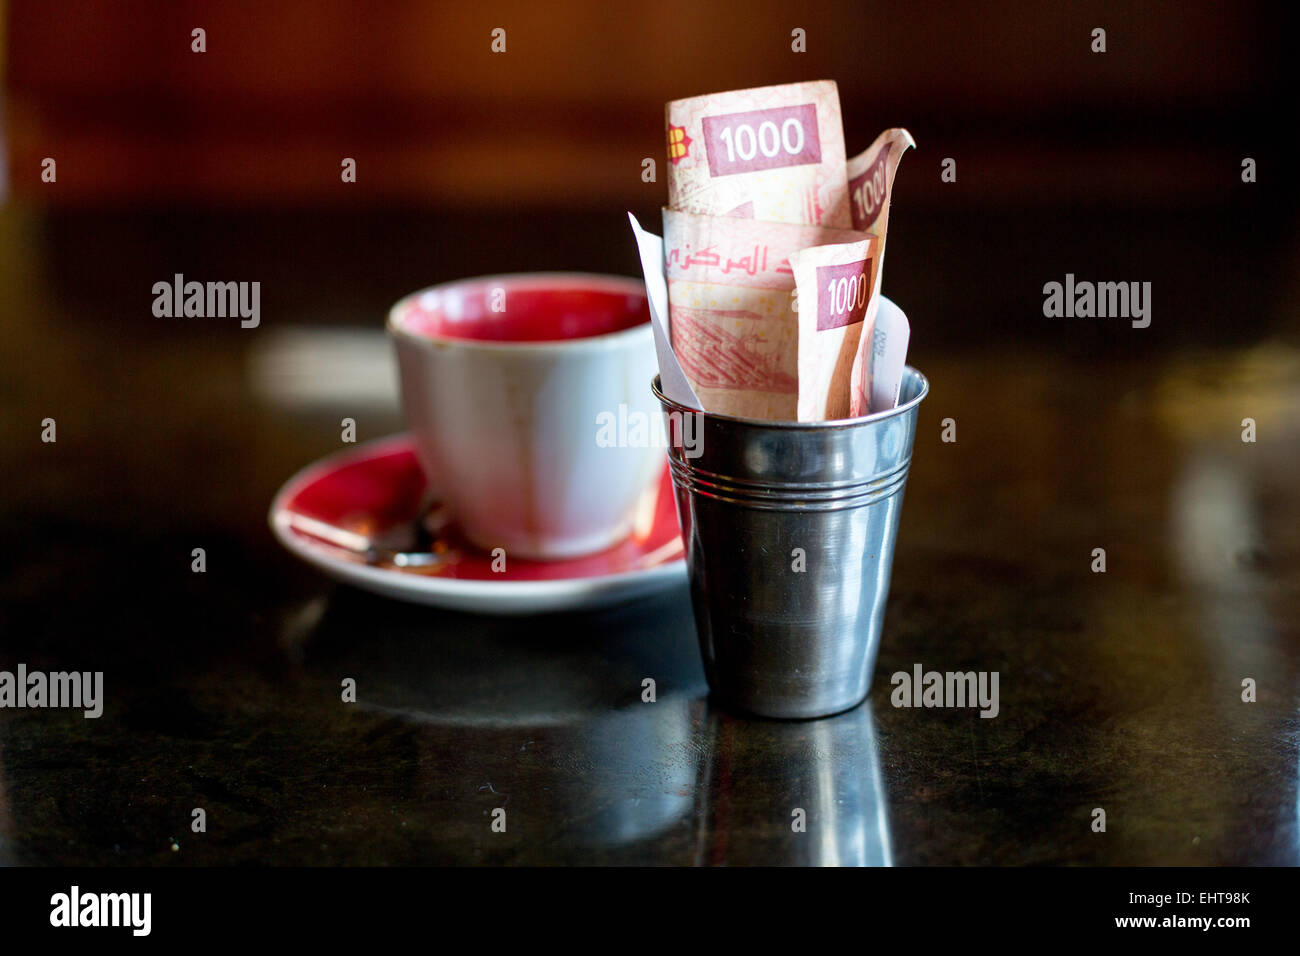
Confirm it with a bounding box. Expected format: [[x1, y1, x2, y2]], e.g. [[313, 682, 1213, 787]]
[[651, 365, 929, 429]]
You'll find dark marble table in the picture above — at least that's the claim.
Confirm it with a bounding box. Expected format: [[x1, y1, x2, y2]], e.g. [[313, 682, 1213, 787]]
[[1, 205, 1297, 866]]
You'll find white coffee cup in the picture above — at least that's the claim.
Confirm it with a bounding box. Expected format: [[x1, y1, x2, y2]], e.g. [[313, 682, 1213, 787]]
[[387, 273, 663, 560]]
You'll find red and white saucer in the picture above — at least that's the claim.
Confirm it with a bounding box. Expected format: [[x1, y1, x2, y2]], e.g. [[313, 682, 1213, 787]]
[[269, 435, 686, 614]]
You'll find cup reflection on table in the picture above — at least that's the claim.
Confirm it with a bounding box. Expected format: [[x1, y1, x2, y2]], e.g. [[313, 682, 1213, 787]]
[[693, 701, 892, 866]]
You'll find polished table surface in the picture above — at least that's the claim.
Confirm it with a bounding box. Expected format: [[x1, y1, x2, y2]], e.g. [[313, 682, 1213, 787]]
[[1, 205, 1298, 866]]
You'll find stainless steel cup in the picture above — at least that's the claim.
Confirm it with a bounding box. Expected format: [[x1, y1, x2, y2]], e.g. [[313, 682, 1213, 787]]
[[653, 367, 929, 719]]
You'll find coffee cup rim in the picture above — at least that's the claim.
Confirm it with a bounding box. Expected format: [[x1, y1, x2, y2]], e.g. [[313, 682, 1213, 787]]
[[386, 272, 652, 353]]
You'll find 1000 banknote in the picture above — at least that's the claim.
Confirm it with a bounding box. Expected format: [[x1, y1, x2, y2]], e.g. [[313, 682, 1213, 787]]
[[654, 80, 912, 421], [666, 80, 850, 228], [845, 128, 914, 415], [662, 207, 863, 420]]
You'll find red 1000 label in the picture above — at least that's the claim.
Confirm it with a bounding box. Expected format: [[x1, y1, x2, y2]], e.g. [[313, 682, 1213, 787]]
[[849, 148, 890, 230], [815, 260, 872, 331], [701, 103, 823, 178]]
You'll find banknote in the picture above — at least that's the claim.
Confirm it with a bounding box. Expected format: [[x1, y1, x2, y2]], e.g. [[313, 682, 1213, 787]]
[[662, 207, 863, 420], [846, 127, 915, 233], [845, 128, 914, 415], [787, 238, 881, 421], [652, 80, 911, 420], [852, 294, 910, 416], [627, 212, 702, 410], [666, 80, 850, 228]]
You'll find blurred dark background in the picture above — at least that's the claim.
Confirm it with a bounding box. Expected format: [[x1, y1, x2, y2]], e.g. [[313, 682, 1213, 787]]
[[5, 0, 1298, 352]]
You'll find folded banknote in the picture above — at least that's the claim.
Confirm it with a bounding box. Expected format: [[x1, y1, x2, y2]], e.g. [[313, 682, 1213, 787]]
[[637, 80, 913, 421]]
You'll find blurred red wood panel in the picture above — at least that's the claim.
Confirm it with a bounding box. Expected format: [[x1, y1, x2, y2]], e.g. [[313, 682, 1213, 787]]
[[5, 0, 1275, 206]]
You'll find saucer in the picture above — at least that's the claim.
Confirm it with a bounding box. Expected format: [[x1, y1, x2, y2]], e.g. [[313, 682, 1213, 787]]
[[269, 435, 686, 614]]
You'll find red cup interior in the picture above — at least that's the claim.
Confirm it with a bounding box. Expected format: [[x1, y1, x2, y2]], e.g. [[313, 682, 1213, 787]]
[[397, 278, 649, 343]]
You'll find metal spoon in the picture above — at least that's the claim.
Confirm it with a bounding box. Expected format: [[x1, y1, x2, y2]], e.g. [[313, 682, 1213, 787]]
[[284, 494, 451, 568]]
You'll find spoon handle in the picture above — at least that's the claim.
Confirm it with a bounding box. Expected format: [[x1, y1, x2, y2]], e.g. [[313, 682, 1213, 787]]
[[283, 512, 445, 568]]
